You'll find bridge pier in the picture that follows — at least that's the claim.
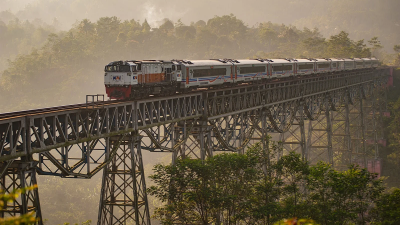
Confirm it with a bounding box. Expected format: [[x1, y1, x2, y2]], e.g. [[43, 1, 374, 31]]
[[278, 101, 308, 160], [172, 119, 213, 162], [0, 161, 42, 224], [0, 68, 390, 224], [98, 134, 150, 225], [305, 96, 334, 165], [330, 94, 352, 168]]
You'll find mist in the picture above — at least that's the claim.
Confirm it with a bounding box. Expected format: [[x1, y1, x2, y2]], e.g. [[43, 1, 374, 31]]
[[1, 1, 400, 224], [1, 0, 400, 51]]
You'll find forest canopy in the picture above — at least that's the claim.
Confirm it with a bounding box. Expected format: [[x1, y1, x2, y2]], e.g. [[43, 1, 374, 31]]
[[0, 14, 396, 113], [1, 5, 400, 224]]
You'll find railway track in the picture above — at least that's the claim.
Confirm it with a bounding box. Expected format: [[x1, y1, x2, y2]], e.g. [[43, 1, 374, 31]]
[[0, 100, 124, 121], [0, 68, 381, 121]]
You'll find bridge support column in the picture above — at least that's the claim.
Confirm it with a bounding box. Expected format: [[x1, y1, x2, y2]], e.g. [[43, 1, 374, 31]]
[[98, 134, 150, 225], [172, 120, 213, 163], [344, 96, 352, 166], [359, 89, 368, 167], [0, 161, 42, 224], [325, 100, 334, 166], [306, 97, 334, 165], [330, 95, 354, 169], [278, 101, 307, 160]]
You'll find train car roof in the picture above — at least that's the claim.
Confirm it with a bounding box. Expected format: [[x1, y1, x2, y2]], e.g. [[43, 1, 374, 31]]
[[296, 59, 316, 63], [361, 58, 374, 61], [269, 59, 295, 63], [175, 60, 229, 67], [235, 59, 269, 65], [315, 58, 332, 62]]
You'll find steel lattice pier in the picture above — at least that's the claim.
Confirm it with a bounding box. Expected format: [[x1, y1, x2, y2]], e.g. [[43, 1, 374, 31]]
[[0, 68, 390, 224]]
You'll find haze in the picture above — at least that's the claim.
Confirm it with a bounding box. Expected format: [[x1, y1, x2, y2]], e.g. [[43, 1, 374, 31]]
[[1, 0, 399, 51], [1, 1, 400, 224]]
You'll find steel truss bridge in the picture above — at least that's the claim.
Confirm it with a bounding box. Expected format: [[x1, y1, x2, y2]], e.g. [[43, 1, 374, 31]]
[[0, 68, 390, 224]]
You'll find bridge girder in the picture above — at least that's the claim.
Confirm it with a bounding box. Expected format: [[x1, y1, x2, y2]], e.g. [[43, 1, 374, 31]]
[[0, 68, 390, 224]]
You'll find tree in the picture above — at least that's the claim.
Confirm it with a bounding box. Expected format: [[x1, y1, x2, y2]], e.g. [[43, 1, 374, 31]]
[[326, 31, 371, 58], [394, 45, 400, 53], [305, 163, 384, 225], [368, 37, 383, 57], [78, 19, 94, 35], [148, 158, 215, 224], [96, 16, 121, 41], [371, 188, 400, 224], [142, 19, 151, 33], [394, 45, 400, 66], [0, 185, 39, 224], [159, 19, 174, 31], [242, 141, 285, 225], [194, 20, 206, 28], [149, 142, 386, 225], [277, 152, 309, 219], [327, 31, 355, 57], [207, 14, 247, 38]]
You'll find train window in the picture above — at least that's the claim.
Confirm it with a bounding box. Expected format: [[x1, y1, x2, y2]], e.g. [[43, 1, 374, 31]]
[[105, 65, 131, 72], [318, 63, 330, 68], [356, 62, 364, 66], [166, 68, 172, 73], [193, 68, 227, 78], [345, 62, 353, 68], [105, 66, 113, 72], [119, 65, 130, 72], [298, 64, 313, 70], [332, 63, 337, 68], [172, 65, 176, 70], [283, 65, 292, 71], [272, 65, 284, 71], [239, 66, 265, 74], [177, 65, 182, 70]]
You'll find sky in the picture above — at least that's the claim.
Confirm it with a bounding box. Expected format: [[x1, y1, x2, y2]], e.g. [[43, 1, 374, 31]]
[[0, 0, 349, 28]]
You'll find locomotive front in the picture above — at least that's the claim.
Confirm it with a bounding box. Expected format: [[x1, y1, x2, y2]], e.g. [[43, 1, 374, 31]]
[[104, 61, 138, 99], [104, 60, 183, 99]]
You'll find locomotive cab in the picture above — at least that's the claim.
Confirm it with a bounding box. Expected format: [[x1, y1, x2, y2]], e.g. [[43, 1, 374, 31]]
[[105, 60, 182, 99], [104, 61, 135, 99]]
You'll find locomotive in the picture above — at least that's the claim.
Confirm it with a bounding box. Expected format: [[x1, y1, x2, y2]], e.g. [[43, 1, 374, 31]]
[[104, 58, 379, 99]]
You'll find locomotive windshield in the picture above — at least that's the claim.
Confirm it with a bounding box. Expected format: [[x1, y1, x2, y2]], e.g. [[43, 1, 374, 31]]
[[105, 65, 131, 72]]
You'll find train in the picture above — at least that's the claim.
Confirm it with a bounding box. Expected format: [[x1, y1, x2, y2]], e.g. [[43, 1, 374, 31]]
[[104, 58, 379, 99]]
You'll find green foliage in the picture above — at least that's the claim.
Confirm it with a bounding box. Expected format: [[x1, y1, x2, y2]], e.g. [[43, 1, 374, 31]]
[[393, 45, 400, 66], [274, 218, 317, 225], [0, 185, 39, 224], [0, 15, 378, 113], [306, 163, 384, 224], [371, 188, 400, 224], [327, 31, 370, 58], [61, 220, 91, 225], [149, 138, 386, 224], [0, 17, 57, 72], [380, 69, 400, 187]]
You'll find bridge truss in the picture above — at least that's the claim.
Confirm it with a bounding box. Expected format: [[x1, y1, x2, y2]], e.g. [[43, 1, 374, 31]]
[[0, 68, 390, 224]]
